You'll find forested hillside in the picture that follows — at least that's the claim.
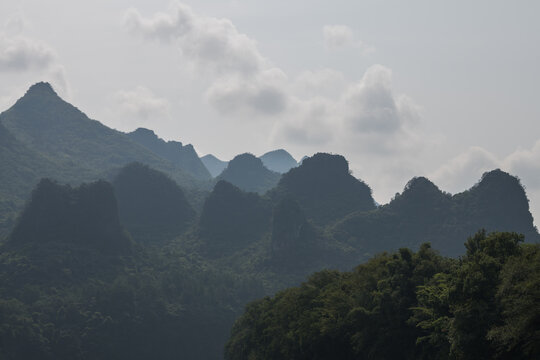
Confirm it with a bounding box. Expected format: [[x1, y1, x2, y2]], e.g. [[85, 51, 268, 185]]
[[226, 232, 540, 360]]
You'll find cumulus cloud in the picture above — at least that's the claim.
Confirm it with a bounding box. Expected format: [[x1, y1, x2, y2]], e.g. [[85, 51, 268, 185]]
[[430, 146, 500, 192], [124, 3, 265, 76], [206, 67, 288, 116], [114, 86, 170, 121], [0, 34, 56, 72], [429, 142, 540, 227], [274, 64, 422, 156], [503, 140, 540, 190], [323, 25, 373, 53]]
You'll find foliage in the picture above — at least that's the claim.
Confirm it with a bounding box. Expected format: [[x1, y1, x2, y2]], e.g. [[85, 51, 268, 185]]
[[226, 233, 540, 360]]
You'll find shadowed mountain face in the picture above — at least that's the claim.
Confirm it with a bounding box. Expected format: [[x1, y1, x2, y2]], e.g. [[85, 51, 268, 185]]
[[331, 169, 540, 258], [113, 162, 195, 241], [127, 128, 211, 181], [198, 180, 272, 255], [271, 153, 376, 225], [217, 153, 281, 194], [201, 154, 228, 177], [259, 149, 298, 174], [9, 179, 130, 254]]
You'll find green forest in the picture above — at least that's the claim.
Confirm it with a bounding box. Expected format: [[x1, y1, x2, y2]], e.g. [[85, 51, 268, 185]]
[[0, 83, 539, 359]]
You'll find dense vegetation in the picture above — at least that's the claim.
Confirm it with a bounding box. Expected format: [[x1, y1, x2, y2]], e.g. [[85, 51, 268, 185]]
[[226, 231, 540, 360], [0, 179, 263, 360]]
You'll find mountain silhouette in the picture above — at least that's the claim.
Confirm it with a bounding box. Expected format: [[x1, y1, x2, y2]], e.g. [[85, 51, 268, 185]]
[[331, 169, 539, 258], [217, 153, 281, 194], [201, 154, 228, 177], [198, 180, 271, 255], [127, 128, 211, 180], [9, 179, 130, 254], [271, 153, 376, 225], [259, 149, 298, 173], [0, 82, 202, 234], [113, 162, 195, 241]]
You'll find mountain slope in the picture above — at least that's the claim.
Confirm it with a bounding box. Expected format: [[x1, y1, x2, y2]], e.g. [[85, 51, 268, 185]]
[[331, 170, 540, 257], [217, 153, 281, 194], [201, 154, 229, 177], [113, 162, 195, 241], [127, 128, 211, 180], [270, 153, 376, 225], [259, 149, 298, 174], [0, 82, 198, 188]]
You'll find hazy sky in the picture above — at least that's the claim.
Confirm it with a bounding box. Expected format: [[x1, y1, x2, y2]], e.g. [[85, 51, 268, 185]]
[[1, 0, 540, 225]]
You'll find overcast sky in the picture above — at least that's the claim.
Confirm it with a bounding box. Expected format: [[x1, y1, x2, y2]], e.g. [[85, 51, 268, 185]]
[[1, 0, 540, 225]]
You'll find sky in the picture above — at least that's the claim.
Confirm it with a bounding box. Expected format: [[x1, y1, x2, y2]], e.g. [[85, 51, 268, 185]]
[[1, 0, 540, 226]]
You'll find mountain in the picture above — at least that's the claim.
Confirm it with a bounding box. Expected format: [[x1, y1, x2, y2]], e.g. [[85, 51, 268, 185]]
[[126, 128, 211, 181], [270, 153, 376, 225], [8, 179, 131, 254], [259, 149, 298, 174], [0, 82, 202, 234], [201, 154, 228, 177], [331, 169, 540, 258], [217, 153, 281, 194], [198, 180, 272, 255], [113, 163, 196, 242]]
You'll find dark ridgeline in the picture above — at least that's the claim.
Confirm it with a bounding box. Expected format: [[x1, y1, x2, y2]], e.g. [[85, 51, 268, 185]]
[[259, 149, 298, 174], [126, 128, 211, 181], [332, 169, 539, 258], [113, 162, 196, 242], [201, 154, 229, 177], [217, 153, 281, 194]]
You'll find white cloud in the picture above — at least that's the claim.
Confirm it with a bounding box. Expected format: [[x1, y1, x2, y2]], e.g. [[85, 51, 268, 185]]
[[430, 146, 500, 192], [503, 140, 540, 190], [0, 33, 56, 72], [113, 86, 170, 121], [124, 2, 265, 76], [429, 142, 540, 227], [323, 24, 373, 53], [274, 64, 422, 155], [206, 67, 288, 116]]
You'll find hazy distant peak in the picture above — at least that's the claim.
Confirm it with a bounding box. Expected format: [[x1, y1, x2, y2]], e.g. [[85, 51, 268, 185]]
[[259, 149, 298, 174]]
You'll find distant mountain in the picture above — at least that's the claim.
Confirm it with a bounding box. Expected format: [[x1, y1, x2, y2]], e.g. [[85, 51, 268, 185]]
[[127, 128, 211, 180], [0, 82, 202, 234], [259, 149, 298, 174], [201, 154, 228, 177], [113, 162, 195, 241], [217, 153, 281, 194], [331, 169, 540, 258], [9, 179, 131, 254], [270, 153, 376, 225], [198, 180, 271, 255]]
